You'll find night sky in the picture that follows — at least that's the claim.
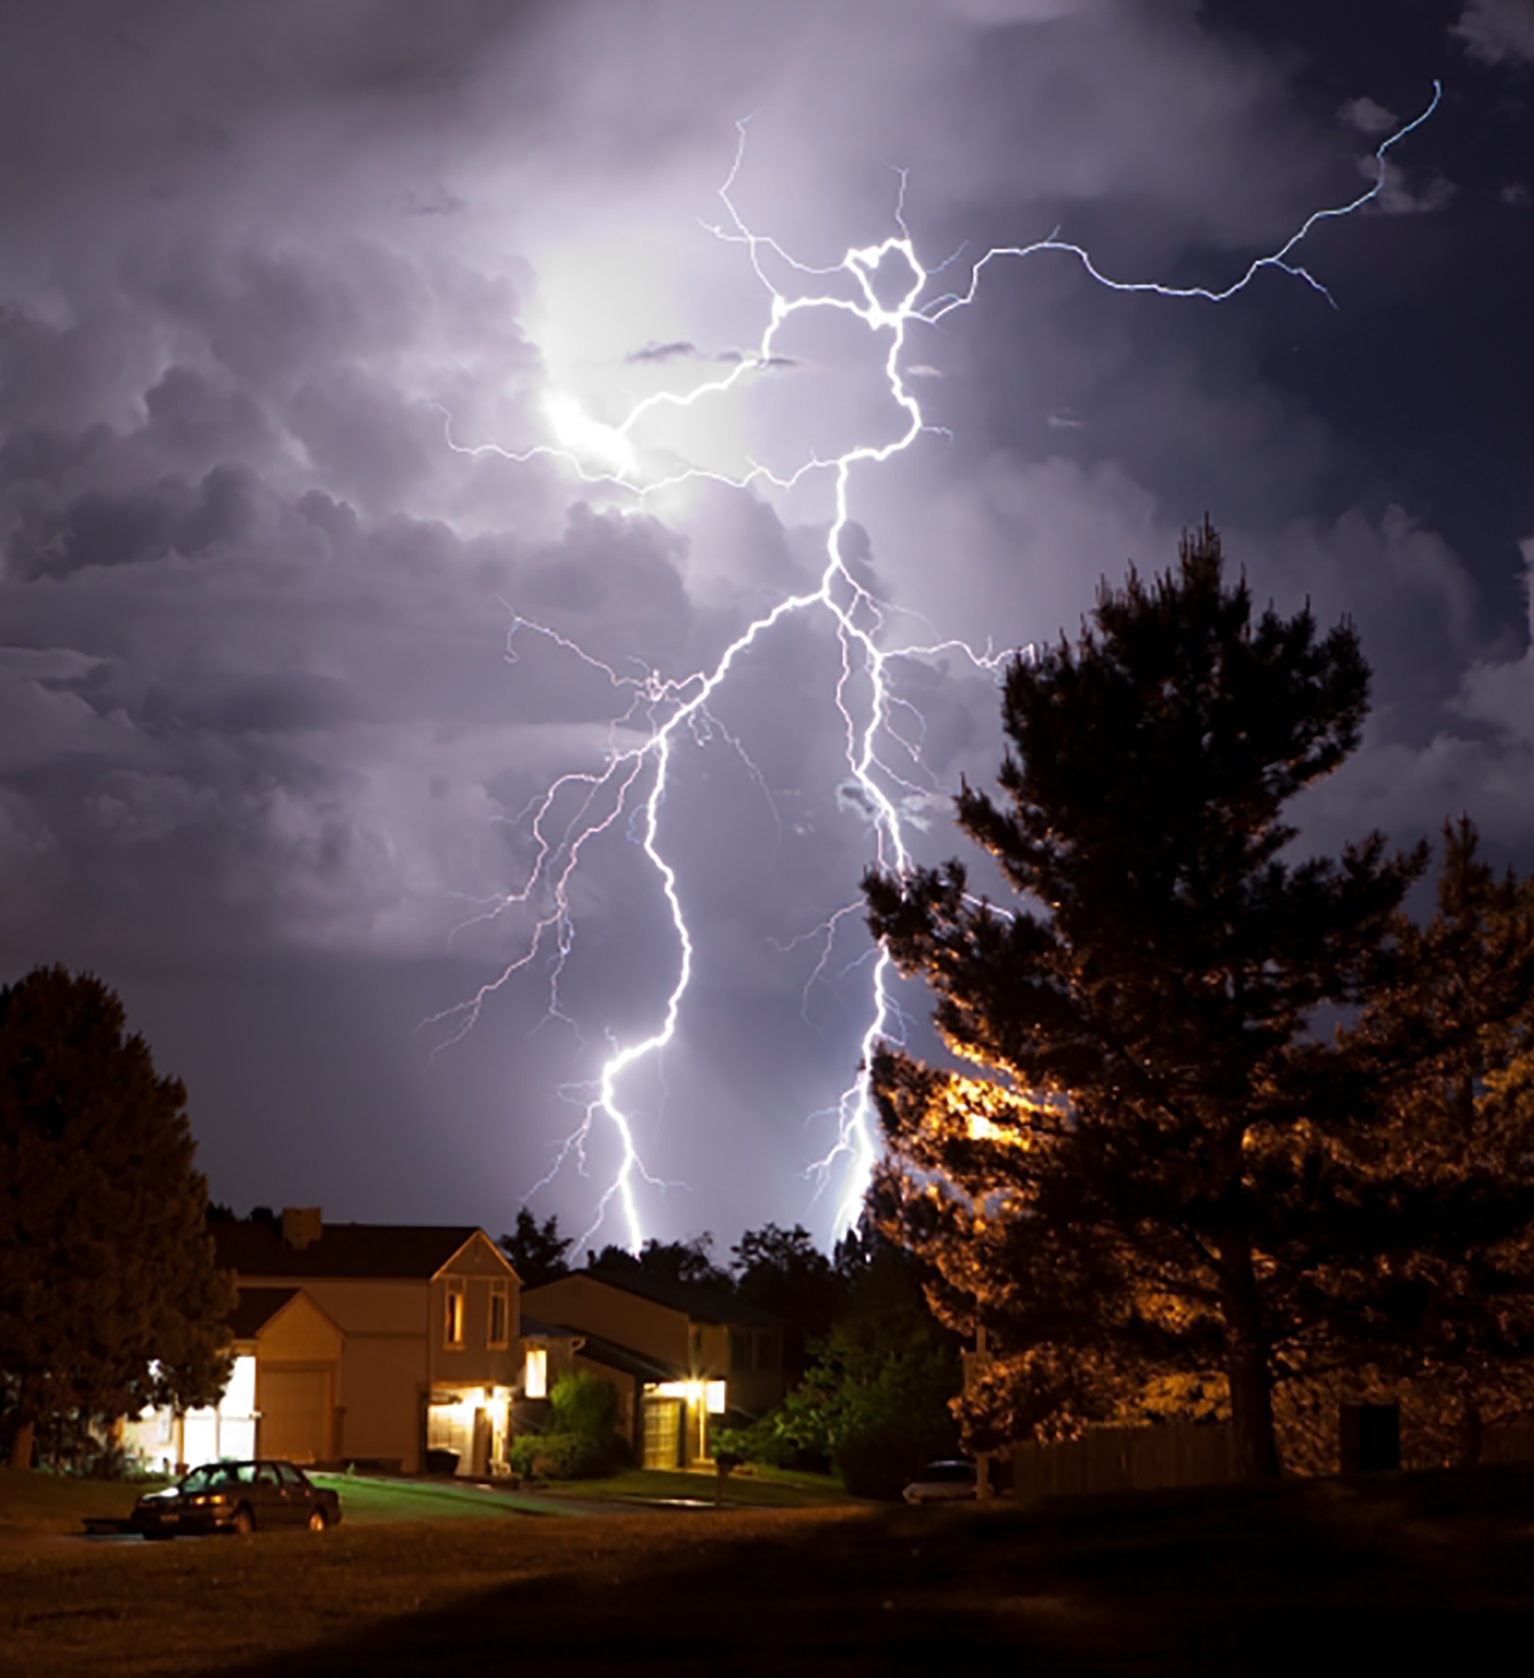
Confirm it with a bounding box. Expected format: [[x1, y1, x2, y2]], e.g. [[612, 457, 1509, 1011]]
[[2, 0, 1530, 1253]]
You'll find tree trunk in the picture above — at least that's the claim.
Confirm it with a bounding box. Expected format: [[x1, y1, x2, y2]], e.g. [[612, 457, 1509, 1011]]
[[1220, 1232, 1281, 1480], [9, 1420, 36, 1471], [1226, 1340, 1281, 1479]]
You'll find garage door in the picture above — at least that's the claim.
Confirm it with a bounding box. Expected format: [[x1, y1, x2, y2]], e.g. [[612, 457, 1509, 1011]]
[[258, 1368, 332, 1463], [642, 1397, 682, 1469]]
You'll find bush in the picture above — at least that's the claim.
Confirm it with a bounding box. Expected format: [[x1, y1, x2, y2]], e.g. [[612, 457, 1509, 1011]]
[[710, 1418, 803, 1471], [506, 1431, 610, 1481], [833, 1424, 939, 1501], [506, 1436, 540, 1478], [548, 1372, 619, 1441]]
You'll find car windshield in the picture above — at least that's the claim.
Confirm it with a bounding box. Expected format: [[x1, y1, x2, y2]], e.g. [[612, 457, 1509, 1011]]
[[180, 1463, 251, 1493]]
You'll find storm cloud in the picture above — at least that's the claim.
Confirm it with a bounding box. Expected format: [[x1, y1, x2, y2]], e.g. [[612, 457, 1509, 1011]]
[[1, 0, 1529, 1246]]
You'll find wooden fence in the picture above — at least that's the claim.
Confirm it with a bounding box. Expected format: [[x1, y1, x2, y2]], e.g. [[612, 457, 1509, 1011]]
[[1013, 1423, 1237, 1501], [1483, 1425, 1534, 1465]]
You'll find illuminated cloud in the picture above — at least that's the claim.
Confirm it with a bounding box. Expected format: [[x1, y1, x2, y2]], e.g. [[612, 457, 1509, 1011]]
[[0, 0, 1527, 1243]]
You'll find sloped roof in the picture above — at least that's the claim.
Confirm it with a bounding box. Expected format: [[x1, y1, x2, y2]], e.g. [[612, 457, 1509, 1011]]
[[581, 1265, 788, 1328], [519, 1313, 581, 1342], [227, 1287, 299, 1338], [214, 1221, 489, 1280], [573, 1330, 681, 1385]]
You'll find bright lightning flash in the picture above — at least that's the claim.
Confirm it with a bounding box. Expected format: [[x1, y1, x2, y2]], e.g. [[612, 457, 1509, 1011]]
[[434, 84, 1441, 1251]]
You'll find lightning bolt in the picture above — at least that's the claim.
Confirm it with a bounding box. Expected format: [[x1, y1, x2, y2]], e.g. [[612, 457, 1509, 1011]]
[[433, 82, 1441, 1251]]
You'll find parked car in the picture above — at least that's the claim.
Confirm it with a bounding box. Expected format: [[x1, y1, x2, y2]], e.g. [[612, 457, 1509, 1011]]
[[131, 1460, 343, 1538], [902, 1460, 978, 1505]]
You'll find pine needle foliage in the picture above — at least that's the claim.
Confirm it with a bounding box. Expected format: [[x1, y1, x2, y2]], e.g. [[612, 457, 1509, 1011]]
[[863, 523, 1432, 1478]]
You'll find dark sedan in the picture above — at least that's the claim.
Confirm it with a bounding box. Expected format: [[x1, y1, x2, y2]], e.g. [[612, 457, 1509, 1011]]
[[131, 1460, 343, 1538]]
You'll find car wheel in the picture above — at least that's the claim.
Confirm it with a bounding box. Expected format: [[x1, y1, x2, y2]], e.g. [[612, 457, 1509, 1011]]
[[307, 1508, 328, 1533], [233, 1505, 255, 1536]]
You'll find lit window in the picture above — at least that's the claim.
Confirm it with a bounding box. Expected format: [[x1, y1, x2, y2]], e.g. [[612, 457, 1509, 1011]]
[[488, 1282, 510, 1348], [525, 1347, 548, 1400], [444, 1282, 465, 1348]]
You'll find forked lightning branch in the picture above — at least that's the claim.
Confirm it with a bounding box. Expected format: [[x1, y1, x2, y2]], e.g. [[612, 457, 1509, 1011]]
[[431, 85, 1441, 1252]]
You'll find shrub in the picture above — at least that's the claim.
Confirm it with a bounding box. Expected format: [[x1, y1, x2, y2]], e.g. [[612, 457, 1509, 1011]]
[[548, 1372, 619, 1441], [506, 1431, 610, 1481], [833, 1424, 937, 1501], [710, 1418, 801, 1470]]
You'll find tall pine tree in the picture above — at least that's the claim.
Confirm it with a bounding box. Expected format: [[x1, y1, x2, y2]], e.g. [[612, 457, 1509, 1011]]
[[863, 523, 1426, 1478]]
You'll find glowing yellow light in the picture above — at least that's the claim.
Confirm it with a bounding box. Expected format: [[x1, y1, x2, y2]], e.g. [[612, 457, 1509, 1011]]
[[653, 1378, 724, 1412], [434, 1387, 486, 1424], [524, 1348, 548, 1400], [944, 1074, 1046, 1146]]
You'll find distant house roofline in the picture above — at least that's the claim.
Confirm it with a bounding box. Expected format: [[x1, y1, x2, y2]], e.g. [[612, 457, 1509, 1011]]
[[227, 1286, 301, 1340], [213, 1219, 511, 1282], [533, 1265, 789, 1328]]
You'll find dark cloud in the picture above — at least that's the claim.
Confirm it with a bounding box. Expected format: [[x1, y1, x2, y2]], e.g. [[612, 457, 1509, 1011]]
[[1454, 0, 1534, 65], [627, 341, 700, 365], [0, 0, 1528, 1248]]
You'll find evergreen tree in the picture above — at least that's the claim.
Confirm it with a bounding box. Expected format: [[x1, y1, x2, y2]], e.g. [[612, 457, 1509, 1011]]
[[863, 523, 1426, 1478], [0, 967, 235, 1468], [498, 1209, 574, 1288], [1328, 819, 1534, 1460]]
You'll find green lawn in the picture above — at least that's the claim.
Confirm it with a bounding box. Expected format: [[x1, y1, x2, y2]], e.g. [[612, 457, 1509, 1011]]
[[0, 1458, 843, 1544], [308, 1473, 560, 1522], [0, 1466, 563, 1538], [0, 1466, 167, 1540], [549, 1463, 850, 1507]]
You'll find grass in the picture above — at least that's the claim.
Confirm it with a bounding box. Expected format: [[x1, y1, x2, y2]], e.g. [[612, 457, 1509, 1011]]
[[0, 1459, 847, 1538], [13, 1464, 1534, 1673], [548, 1463, 850, 1508], [1, 1504, 857, 1676], [0, 1467, 167, 1541], [0, 1466, 564, 1540], [306, 1473, 557, 1522]]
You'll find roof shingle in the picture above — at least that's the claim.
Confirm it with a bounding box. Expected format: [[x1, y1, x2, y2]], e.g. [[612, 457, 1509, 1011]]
[[214, 1221, 483, 1280]]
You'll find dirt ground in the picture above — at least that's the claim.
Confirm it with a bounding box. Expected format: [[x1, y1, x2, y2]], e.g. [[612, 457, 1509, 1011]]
[[8, 1469, 1534, 1674]]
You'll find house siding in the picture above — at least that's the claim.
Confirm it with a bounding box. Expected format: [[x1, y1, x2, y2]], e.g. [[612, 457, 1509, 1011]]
[[523, 1276, 688, 1369], [226, 1226, 521, 1475]]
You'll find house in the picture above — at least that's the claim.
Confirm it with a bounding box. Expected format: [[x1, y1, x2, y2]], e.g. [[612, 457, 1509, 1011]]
[[522, 1266, 789, 1469], [124, 1207, 525, 1476]]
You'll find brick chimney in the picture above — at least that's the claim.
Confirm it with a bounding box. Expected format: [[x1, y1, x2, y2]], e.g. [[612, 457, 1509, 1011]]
[[281, 1206, 323, 1250]]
